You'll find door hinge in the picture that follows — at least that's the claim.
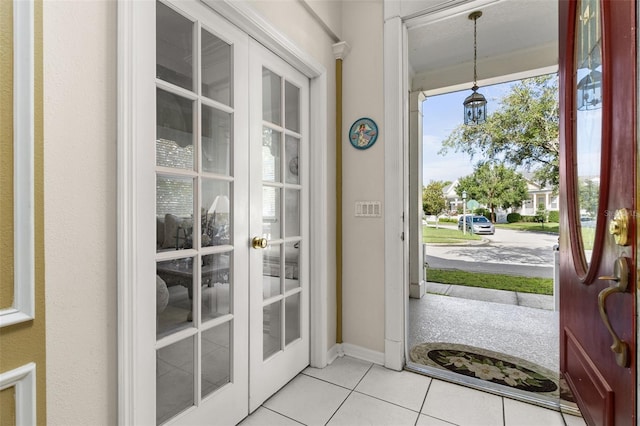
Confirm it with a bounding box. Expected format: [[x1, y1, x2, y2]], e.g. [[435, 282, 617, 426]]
[[401, 232, 405, 241]]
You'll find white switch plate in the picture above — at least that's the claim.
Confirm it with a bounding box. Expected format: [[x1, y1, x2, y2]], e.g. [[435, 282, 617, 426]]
[[355, 201, 381, 217]]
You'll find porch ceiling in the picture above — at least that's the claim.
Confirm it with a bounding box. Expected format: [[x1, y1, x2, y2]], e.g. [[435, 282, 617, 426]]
[[407, 0, 558, 93]]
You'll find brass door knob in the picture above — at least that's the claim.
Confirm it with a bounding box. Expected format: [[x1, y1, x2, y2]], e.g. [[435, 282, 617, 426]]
[[252, 237, 268, 249], [609, 208, 630, 246]]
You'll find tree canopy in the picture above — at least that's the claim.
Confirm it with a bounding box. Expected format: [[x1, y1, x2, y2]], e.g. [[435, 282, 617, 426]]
[[422, 180, 449, 216], [440, 74, 559, 189], [456, 163, 529, 221]]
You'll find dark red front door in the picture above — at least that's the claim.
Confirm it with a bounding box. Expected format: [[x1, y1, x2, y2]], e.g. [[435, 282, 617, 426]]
[[559, 0, 636, 425]]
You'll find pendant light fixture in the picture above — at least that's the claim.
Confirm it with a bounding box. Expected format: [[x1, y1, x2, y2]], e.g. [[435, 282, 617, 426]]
[[463, 11, 487, 125]]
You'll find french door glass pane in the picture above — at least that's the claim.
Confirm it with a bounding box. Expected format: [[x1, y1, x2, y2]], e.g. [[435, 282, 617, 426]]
[[285, 189, 300, 237], [262, 186, 281, 240], [262, 128, 281, 182], [284, 242, 300, 292], [201, 179, 231, 247], [202, 322, 231, 397], [156, 176, 194, 251], [201, 105, 231, 175], [156, 336, 195, 424], [263, 301, 281, 359], [284, 81, 300, 132], [156, 258, 195, 338], [201, 29, 231, 106], [156, 89, 194, 170], [285, 135, 299, 184], [156, 1, 193, 91], [285, 293, 300, 345], [263, 244, 281, 299], [262, 68, 281, 126], [201, 253, 231, 321]]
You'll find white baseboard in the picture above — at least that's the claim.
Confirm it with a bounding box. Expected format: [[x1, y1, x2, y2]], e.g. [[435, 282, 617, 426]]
[[341, 343, 385, 365], [409, 281, 426, 299], [326, 343, 343, 364]]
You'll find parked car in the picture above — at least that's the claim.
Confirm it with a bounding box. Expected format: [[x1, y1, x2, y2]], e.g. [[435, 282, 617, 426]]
[[580, 216, 596, 228], [457, 214, 473, 231], [460, 215, 495, 235]]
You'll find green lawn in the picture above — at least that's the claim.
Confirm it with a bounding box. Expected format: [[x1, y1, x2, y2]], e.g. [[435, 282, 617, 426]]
[[427, 268, 553, 295], [423, 226, 481, 244], [494, 222, 559, 234]]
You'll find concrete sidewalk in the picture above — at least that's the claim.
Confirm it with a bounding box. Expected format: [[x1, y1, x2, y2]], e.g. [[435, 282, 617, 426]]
[[426, 281, 555, 311]]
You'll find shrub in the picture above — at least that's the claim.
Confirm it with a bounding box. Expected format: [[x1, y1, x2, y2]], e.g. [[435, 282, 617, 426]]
[[438, 217, 457, 223], [507, 213, 521, 223], [521, 215, 538, 223], [535, 207, 547, 223], [548, 211, 559, 222]]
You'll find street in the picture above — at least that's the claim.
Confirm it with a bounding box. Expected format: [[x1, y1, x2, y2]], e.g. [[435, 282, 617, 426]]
[[425, 225, 558, 278]]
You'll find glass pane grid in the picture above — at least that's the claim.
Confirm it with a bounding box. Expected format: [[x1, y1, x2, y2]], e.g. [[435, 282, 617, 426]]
[[156, 4, 237, 423]]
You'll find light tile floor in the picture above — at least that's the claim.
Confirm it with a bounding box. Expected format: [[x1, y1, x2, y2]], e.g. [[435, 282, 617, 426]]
[[239, 356, 586, 426]]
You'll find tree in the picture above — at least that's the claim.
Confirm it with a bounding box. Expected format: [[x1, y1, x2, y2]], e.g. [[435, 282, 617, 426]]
[[456, 163, 528, 222], [422, 180, 448, 216], [440, 74, 559, 189], [578, 178, 599, 217]]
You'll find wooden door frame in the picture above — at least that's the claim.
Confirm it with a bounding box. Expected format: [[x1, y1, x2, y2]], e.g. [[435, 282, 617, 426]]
[[116, 1, 329, 424]]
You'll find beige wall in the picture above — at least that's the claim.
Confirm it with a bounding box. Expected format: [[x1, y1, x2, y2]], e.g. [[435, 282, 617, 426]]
[[340, 0, 385, 352], [0, 1, 47, 424], [43, 0, 117, 424]]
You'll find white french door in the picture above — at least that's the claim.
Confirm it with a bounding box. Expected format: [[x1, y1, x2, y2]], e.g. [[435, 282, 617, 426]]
[[150, 2, 309, 425], [248, 40, 310, 411]]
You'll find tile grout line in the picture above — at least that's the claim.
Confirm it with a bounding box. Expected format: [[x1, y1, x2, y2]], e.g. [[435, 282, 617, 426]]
[[414, 378, 432, 426], [259, 406, 307, 425], [322, 363, 375, 425]]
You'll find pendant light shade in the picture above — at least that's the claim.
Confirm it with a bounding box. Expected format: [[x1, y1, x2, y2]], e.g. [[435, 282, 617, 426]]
[[464, 11, 487, 125], [577, 70, 602, 111]]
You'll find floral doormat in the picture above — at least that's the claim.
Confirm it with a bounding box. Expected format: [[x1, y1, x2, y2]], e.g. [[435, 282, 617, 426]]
[[410, 342, 575, 403]]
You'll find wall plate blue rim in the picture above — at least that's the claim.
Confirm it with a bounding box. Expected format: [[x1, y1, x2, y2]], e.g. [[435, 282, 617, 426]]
[[348, 117, 378, 150]]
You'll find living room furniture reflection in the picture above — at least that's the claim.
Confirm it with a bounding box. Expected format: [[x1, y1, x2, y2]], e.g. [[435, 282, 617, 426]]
[[157, 255, 230, 323]]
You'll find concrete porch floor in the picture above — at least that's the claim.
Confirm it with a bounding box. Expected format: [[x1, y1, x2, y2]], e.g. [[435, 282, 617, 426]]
[[408, 282, 559, 372]]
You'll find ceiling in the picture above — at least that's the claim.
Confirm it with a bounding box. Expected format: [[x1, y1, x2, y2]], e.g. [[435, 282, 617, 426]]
[[407, 0, 558, 93]]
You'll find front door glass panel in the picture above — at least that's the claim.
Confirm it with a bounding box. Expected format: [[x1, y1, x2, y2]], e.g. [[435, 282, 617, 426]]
[[574, 0, 602, 265]]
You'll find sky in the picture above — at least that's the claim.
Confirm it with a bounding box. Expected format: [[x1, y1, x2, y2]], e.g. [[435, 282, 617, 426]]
[[422, 80, 516, 186]]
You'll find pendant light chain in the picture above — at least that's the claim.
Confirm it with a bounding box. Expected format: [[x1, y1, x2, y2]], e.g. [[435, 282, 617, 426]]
[[473, 14, 478, 88]]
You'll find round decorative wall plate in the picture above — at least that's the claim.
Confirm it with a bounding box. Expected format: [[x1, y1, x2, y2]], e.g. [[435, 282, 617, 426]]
[[349, 117, 378, 150]]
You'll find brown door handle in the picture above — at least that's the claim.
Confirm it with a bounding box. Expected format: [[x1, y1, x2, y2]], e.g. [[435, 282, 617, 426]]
[[597, 257, 630, 368]]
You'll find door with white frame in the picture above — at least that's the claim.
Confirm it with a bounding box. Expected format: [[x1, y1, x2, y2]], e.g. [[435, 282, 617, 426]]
[[152, 1, 309, 425], [248, 39, 310, 411]]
